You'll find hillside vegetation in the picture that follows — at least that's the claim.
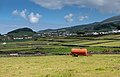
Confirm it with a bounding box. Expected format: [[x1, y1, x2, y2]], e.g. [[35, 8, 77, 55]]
[[7, 28, 36, 36], [39, 15, 120, 33]]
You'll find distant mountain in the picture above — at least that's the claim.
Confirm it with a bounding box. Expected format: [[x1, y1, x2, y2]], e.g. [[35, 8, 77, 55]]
[[102, 15, 120, 24], [39, 29, 55, 33], [38, 15, 120, 33], [7, 27, 36, 36], [7, 15, 120, 36]]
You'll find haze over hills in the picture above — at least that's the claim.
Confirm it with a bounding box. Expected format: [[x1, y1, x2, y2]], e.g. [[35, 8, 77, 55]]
[[6, 15, 120, 35]]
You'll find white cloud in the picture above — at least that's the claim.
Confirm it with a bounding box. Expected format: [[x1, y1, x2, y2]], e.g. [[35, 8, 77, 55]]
[[31, 0, 120, 13], [28, 12, 42, 23], [78, 16, 88, 21], [19, 9, 27, 19], [31, 0, 64, 10], [64, 13, 74, 22], [12, 9, 42, 24], [12, 9, 19, 15], [12, 9, 27, 19]]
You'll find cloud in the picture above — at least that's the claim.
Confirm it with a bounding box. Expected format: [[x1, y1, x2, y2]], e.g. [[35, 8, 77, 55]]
[[78, 16, 88, 21], [12, 9, 19, 15], [28, 12, 42, 23], [12, 9, 42, 23], [12, 9, 27, 19], [31, 0, 64, 10], [31, 0, 120, 13], [64, 13, 74, 22], [19, 9, 27, 19]]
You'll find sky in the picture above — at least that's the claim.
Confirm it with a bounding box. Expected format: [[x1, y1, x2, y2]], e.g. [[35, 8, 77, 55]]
[[0, 0, 120, 34]]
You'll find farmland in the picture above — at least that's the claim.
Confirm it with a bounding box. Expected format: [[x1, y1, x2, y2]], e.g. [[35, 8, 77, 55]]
[[0, 31, 120, 77], [0, 55, 120, 77], [0, 34, 120, 55]]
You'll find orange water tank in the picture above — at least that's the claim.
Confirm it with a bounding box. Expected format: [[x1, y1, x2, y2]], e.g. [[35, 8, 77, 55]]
[[71, 48, 88, 56]]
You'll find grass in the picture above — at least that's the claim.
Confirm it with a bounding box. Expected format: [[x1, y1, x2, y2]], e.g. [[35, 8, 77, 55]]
[[0, 34, 120, 53], [0, 54, 120, 77], [0, 35, 120, 77], [86, 46, 120, 52], [0, 39, 120, 53], [91, 41, 120, 46], [96, 34, 120, 39]]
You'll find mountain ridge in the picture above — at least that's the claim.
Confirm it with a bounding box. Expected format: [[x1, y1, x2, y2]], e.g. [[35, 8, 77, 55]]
[[6, 15, 120, 36], [38, 15, 120, 33]]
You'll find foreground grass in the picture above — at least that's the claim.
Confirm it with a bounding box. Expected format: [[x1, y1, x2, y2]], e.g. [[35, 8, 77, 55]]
[[0, 55, 120, 77]]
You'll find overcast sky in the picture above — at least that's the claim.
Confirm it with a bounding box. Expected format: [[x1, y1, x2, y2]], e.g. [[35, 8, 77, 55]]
[[0, 0, 120, 34]]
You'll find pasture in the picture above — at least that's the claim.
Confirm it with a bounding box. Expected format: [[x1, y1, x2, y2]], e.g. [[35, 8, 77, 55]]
[[0, 55, 120, 77], [0, 34, 120, 54], [0, 34, 120, 77]]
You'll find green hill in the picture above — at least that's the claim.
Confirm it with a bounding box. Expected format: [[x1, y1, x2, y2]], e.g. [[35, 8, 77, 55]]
[[39, 15, 120, 33], [7, 27, 36, 36], [102, 15, 120, 24]]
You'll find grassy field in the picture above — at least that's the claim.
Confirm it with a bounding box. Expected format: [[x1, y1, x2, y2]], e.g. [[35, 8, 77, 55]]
[[0, 34, 120, 77], [0, 34, 120, 54], [0, 54, 120, 77]]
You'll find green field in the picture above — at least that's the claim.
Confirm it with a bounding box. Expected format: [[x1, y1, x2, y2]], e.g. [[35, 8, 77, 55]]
[[0, 34, 120, 54], [0, 55, 120, 77], [0, 34, 120, 77]]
